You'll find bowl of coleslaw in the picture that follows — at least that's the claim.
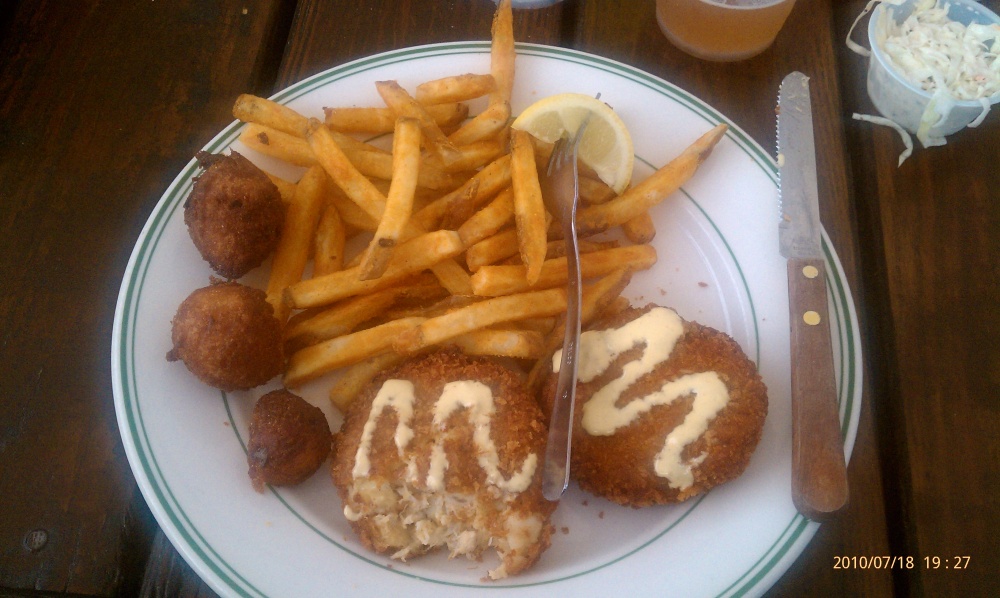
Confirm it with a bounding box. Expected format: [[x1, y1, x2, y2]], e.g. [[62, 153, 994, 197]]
[[866, 0, 1000, 144]]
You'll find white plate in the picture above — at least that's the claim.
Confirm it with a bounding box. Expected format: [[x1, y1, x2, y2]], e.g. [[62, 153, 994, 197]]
[[112, 43, 863, 598]]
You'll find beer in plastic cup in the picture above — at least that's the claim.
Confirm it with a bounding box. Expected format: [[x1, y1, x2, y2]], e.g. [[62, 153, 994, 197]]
[[656, 0, 797, 62]]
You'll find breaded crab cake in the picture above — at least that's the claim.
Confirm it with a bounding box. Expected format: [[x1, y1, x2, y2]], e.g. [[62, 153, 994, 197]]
[[331, 350, 555, 580], [544, 304, 768, 507]]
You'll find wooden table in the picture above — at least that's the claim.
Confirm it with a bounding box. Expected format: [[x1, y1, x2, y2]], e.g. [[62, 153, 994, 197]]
[[0, 0, 996, 596]]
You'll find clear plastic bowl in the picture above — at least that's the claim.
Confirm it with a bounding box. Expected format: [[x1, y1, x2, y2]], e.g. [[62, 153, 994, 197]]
[[867, 0, 1000, 136]]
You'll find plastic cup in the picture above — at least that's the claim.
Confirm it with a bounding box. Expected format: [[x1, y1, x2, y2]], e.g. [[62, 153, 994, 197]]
[[655, 0, 798, 62], [866, 0, 1000, 136]]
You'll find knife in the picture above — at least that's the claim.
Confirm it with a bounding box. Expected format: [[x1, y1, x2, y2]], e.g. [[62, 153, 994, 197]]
[[777, 71, 849, 520]]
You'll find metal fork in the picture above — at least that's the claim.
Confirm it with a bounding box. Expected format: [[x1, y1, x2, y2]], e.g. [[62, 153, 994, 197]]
[[539, 119, 589, 501]]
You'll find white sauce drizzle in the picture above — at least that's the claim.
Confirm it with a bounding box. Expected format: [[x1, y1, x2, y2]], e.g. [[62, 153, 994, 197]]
[[554, 307, 731, 489], [352, 379, 537, 495], [352, 379, 416, 478]]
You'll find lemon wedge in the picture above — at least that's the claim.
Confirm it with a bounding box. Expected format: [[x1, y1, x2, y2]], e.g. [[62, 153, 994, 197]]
[[511, 93, 634, 194]]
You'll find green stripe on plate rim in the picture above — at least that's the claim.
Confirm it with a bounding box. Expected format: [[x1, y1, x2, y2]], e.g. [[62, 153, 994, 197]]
[[119, 172, 265, 597], [116, 42, 859, 597]]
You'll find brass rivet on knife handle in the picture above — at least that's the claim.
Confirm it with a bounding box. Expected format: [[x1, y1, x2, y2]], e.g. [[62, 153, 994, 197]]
[[788, 257, 849, 520]]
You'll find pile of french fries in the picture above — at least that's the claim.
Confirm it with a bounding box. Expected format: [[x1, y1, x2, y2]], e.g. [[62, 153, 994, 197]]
[[228, 0, 727, 412]]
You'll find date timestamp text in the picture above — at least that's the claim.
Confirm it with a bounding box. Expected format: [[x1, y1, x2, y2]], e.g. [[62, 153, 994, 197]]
[[833, 556, 970, 570]]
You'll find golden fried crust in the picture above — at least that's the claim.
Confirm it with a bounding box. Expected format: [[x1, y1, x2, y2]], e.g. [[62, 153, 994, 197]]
[[543, 304, 768, 507], [247, 389, 332, 491], [332, 349, 555, 578], [167, 281, 284, 391], [185, 151, 284, 279]]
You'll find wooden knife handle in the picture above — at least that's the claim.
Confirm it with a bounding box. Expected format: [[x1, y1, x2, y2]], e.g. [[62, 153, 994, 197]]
[[788, 257, 849, 520]]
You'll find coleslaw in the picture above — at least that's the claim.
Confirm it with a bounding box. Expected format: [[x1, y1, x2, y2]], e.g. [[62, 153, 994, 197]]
[[848, 0, 1000, 163]]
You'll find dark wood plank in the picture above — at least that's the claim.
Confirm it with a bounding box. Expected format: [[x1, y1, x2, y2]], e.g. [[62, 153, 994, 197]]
[[139, 530, 219, 598], [275, 0, 566, 90], [833, 2, 1000, 595], [0, 0, 294, 594], [569, 1, 891, 596]]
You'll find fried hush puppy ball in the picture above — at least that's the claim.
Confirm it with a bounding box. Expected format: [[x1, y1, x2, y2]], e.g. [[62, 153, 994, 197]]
[[332, 350, 555, 580], [247, 389, 332, 492], [185, 151, 284, 279], [167, 281, 284, 392], [543, 304, 768, 507]]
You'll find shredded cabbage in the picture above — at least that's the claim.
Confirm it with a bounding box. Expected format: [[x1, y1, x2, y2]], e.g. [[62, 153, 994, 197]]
[[879, 1, 1000, 102], [852, 113, 915, 166], [847, 0, 1000, 164]]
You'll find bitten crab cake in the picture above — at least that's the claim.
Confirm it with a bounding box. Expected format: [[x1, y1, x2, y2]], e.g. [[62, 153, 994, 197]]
[[331, 350, 555, 580], [544, 304, 767, 507]]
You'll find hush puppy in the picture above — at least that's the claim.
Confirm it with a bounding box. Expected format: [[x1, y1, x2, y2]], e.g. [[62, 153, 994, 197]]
[[247, 389, 332, 491], [185, 151, 284, 279], [167, 281, 284, 391]]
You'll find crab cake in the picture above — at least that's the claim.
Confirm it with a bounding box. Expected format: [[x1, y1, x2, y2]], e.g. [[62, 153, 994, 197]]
[[247, 389, 332, 491], [167, 281, 284, 391], [185, 151, 284, 279], [544, 304, 767, 507], [332, 350, 555, 580]]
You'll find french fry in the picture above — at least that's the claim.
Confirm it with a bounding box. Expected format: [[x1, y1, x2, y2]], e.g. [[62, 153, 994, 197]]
[[327, 185, 379, 231], [457, 187, 514, 247], [359, 117, 421, 280], [510, 317, 556, 335], [510, 129, 547, 285], [412, 154, 511, 230], [545, 238, 620, 260], [375, 80, 462, 165], [437, 139, 505, 174], [266, 166, 328, 321], [345, 145, 463, 191], [285, 317, 426, 387], [327, 127, 392, 158], [378, 293, 480, 322], [328, 351, 408, 412], [285, 230, 465, 308], [284, 286, 403, 351], [313, 201, 346, 277], [428, 259, 474, 295], [324, 103, 468, 134], [451, 329, 544, 359], [240, 123, 315, 167], [465, 227, 519, 271], [579, 175, 618, 205], [415, 74, 497, 105], [577, 124, 728, 236], [621, 211, 657, 244], [233, 94, 310, 137], [266, 173, 297, 204], [306, 119, 388, 222], [243, 123, 443, 188], [447, 101, 511, 146], [393, 287, 568, 355], [470, 244, 657, 296], [489, 0, 515, 107]]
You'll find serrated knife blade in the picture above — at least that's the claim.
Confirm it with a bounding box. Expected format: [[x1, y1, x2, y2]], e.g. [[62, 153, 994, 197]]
[[777, 71, 849, 520]]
